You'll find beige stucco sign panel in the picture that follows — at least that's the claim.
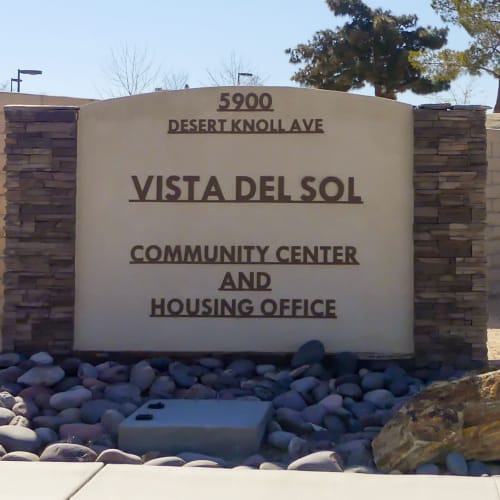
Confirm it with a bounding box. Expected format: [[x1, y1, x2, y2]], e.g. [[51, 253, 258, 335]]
[[75, 87, 414, 355]]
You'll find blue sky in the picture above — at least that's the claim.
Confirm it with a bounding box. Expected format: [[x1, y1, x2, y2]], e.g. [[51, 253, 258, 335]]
[[1, 0, 497, 108]]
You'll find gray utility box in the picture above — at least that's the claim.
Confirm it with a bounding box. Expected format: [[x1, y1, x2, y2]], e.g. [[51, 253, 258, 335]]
[[118, 399, 273, 458]]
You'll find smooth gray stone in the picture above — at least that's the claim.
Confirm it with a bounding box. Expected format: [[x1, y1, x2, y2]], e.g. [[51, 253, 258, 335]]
[[389, 378, 409, 397], [324, 414, 347, 437], [312, 381, 330, 402], [35, 427, 59, 446], [240, 380, 258, 390], [318, 394, 343, 413], [384, 365, 407, 379], [268, 420, 282, 434], [200, 373, 219, 387], [273, 390, 307, 411], [78, 363, 98, 379], [13, 398, 40, 418], [1, 451, 39, 461], [177, 452, 226, 466], [43, 408, 59, 417], [29, 352, 53, 366], [32, 415, 62, 430], [0, 407, 15, 425], [336, 383, 362, 400], [416, 463, 440, 475], [288, 366, 309, 380], [446, 452, 468, 475], [268, 430, 297, 450], [197, 358, 224, 370], [186, 365, 208, 378], [119, 402, 138, 417], [101, 409, 125, 436], [361, 372, 385, 391], [349, 401, 376, 419], [81, 399, 121, 424], [104, 383, 141, 404], [49, 387, 92, 410], [252, 388, 276, 403], [168, 362, 197, 388], [259, 461, 284, 470], [58, 407, 82, 424], [256, 364, 275, 375], [468, 460, 490, 477], [144, 456, 185, 466], [287, 450, 343, 472], [304, 363, 328, 379], [40, 443, 97, 462], [98, 364, 130, 384], [96, 448, 142, 464], [17, 366, 65, 387], [275, 407, 311, 434], [344, 465, 377, 474], [345, 447, 374, 467], [335, 374, 361, 387], [288, 436, 308, 459], [183, 459, 221, 468], [0, 384, 21, 396], [226, 359, 255, 377], [0, 391, 16, 409], [242, 453, 266, 467], [291, 340, 325, 368], [130, 361, 156, 391], [0, 367, 24, 384], [290, 376, 319, 394], [334, 439, 369, 456], [10, 415, 29, 427], [0, 353, 20, 368], [301, 404, 327, 425], [149, 376, 176, 398], [147, 357, 171, 372], [183, 384, 217, 399], [217, 372, 239, 388], [363, 389, 395, 409], [0, 425, 40, 453], [54, 377, 81, 393], [59, 422, 105, 443]]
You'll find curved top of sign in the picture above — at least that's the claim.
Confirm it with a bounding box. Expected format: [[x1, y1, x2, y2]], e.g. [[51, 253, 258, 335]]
[[81, 86, 413, 113]]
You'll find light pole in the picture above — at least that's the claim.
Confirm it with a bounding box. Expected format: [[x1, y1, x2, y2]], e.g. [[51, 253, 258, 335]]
[[11, 69, 43, 92], [237, 72, 253, 85]]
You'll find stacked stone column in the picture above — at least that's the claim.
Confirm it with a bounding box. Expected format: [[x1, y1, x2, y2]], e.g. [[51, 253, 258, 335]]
[[414, 105, 488, 363], [2, 106, 78, 353]]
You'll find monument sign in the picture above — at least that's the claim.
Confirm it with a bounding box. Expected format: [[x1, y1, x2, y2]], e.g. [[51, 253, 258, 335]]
[[74, 87, 414, 354]]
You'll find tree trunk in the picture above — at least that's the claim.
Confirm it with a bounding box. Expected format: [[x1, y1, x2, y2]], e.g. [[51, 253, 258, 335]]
[[494, 78, 500, 113]]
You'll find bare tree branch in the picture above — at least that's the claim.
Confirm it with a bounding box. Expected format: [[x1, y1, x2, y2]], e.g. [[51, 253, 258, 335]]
[[162, 71, 189, 90], [206, 52, 265, 86], [103, 44, 161, 96]]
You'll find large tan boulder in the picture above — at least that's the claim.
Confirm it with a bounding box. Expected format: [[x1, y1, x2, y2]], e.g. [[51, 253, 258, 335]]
[[372, 370, 500, 473]]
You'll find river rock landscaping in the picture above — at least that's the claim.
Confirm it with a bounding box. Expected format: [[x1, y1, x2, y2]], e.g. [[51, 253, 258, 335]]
[[0, 340, 498, 475]]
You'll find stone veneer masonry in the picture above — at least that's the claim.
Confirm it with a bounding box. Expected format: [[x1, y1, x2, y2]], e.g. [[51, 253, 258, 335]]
[[3, 106, 78, 354], [414, 105, 488, 363], [2, 104, 489, 363]]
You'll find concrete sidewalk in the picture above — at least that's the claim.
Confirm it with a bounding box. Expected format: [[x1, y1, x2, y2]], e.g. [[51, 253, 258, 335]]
[[0, 463, 499, 500]]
